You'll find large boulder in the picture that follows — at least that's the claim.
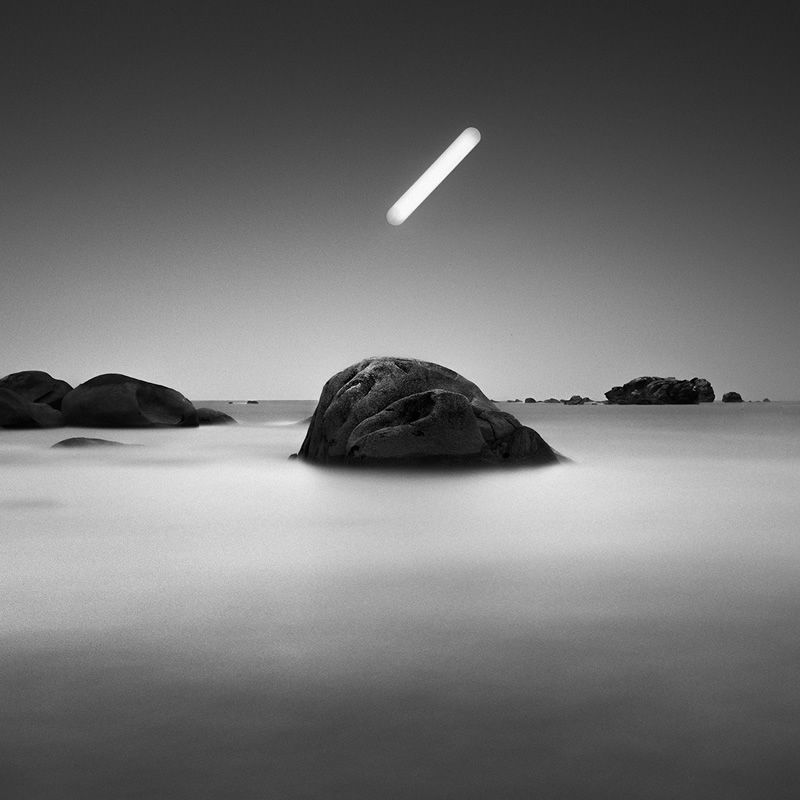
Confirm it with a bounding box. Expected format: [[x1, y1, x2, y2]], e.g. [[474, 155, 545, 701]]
[[0, 388, 65, 428], [604, 376, 715, 405], [0, 370, 73, 410], [61, 374, 199, 427], [297, 357, 561, 467]]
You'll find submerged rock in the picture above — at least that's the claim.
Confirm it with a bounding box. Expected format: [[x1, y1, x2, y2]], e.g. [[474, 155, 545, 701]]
[[0, 388, 65, 428], [296, 356, 561, 467], [722, 391, 743, 403], [61, 374, 199, 427], [51, 437, 127, 447], [604, 376, 715, 405], [0, 370, 73, 410]]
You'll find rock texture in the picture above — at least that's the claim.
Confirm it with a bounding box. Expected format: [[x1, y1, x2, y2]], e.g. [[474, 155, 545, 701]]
[[196, 407, 238, 425], [604, 376, 715, 405], [0, 388, 65, 428], [691, 378, 715, 403], [297, 357, 560, 467], [62, 374, 199, 427], [722, 391, 743, 403], [0, 370, 73, 409]]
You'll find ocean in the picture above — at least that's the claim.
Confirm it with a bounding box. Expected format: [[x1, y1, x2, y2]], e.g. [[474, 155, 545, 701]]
[[2, 400, 799, 798]]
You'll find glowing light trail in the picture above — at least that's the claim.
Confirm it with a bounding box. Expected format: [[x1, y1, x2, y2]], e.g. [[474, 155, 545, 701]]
[[386, 127, 481, 225]]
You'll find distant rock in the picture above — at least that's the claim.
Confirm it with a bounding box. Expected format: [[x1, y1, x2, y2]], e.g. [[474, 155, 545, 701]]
[[691, 378, 715, 403], [296, 356, 561, 467], [722, 391, 743, 403], [604, 376, 715, 405], [0, 388, 65, 428], [564, 395, 585, 405], [61, 374, 199, 427], [543, 398, 560, 404], [763, 398, 770, 403], [524, 397, 536, 403], [0, 370, 73, 410], [51, 437, 127, 447], [246, 400, 259, 404], [195, 407, 238, 425]]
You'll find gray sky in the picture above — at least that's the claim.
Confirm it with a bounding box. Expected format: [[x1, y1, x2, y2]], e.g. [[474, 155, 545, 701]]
[[3, 1, 798, 400]]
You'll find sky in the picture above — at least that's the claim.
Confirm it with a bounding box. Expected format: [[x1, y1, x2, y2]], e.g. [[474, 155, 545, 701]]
[[2, 1, 798, 401]]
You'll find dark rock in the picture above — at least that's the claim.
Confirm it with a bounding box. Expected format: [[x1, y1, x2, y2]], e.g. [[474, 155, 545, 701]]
[[524, 397, 536, 403], [604, 376, 715, 405], [0, 371, 73, 410], [763, 398, 770, 403], [691, 378, 715, 403], [722, 391, 743, 403], [61, 374, 199, 427], [0, 388, 65, 428], [564, 395, 585, 405], [296, 356, 561, 467], [543, 398, 560, 404], [51, 437, 126, 447], [246, 400, 259, 404], [195, 407, 238, 425]]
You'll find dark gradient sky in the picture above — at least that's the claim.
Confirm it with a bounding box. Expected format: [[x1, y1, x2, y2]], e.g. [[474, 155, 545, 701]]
[[3, 1, 798, 400]]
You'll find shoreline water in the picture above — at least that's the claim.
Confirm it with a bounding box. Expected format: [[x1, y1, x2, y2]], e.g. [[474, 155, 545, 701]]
[[2, 402, 799, 798]]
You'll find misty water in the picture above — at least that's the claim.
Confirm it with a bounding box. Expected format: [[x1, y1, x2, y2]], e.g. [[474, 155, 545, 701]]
[[2, 401, 799, 799]]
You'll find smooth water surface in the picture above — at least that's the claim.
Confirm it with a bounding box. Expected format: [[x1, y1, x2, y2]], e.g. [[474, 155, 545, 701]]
[[2, 401, 799, 798]]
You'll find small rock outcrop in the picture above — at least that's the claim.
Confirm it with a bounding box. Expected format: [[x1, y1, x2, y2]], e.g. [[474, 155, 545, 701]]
[[722, 391, 743, 403], [604, 376, 715, 405], [0, 388, 65, 428], [196, 407, 238, 425], [524, 397, 536, 403], [297, 357, 561, 467], [0, 371, 73, 410], [564, 395, 585, 405], [691, 378, 715, 403], [61, 374, 199, 427], [51, 437, 127, 447]]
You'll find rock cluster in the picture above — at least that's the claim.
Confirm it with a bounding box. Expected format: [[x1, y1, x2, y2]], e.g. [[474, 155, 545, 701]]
[[0, 370, 236, 429], [297, 356, 561, 467], [604, 376, 715, 404]]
